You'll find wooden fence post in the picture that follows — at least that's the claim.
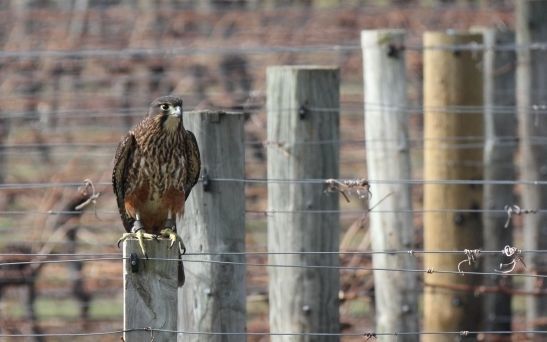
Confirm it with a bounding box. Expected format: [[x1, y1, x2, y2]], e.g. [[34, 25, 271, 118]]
[[123, 239, 179, 342], [267, 66, 340, 341], [423, 31, 484, 341], [361, 29, 419, 339], [475, 27, 516, 333], [178, 110, 246, 341], [516, 0, 547, 331]]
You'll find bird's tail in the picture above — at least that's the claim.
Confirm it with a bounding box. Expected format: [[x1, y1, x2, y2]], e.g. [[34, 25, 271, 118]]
[[178, 252, 185, 287]]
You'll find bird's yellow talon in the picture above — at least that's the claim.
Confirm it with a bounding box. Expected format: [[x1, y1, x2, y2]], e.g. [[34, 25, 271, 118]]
[[116, 229, 156, 258], [160, 228, 185, 254]]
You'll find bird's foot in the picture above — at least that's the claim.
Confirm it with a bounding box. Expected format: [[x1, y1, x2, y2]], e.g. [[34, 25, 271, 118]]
[[159, 228, 186, 255], [165, 218, 176, 229], [117, 228, 157, 259]]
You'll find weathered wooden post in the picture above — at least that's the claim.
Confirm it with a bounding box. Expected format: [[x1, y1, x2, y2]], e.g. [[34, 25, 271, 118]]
[[123, 239, 179, 342], [178, 111, 246, 341], [516, 0, 547, 331], [361, 29, 419, 339], [423, 31, 484, 341], [475, 27, 516, 333], [267, 66, 340, 341]]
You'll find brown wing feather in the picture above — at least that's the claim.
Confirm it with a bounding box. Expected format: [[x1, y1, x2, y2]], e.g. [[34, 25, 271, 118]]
[[184, 129, 201, 200], [112, 132, 137, 232]]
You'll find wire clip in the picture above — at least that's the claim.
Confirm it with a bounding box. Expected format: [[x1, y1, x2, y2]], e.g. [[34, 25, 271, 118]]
[[504, 204, 537, 228], [363, 332, 377, 340], [201, 168, 211, 192], [496, 245, 525, 274], [130, 253, 139, 273], [457, 249, 481, 275]]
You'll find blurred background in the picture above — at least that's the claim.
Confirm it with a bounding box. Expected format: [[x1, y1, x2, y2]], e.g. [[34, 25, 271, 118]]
[[0, 0, 533, 341]]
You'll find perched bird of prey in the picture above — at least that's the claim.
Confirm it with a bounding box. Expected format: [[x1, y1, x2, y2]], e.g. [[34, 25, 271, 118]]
[[113, 95, 200, 286]]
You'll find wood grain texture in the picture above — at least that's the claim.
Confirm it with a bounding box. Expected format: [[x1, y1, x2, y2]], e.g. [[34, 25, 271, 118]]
[[123, 239, 179, 342], [267, 66, 340, 342], [422, 31, 484, 341], [177, 111, 246, 342], [361, 29, 418, 340]]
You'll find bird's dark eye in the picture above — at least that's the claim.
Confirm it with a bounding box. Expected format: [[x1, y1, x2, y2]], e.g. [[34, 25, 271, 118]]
[[160, 104, 169, 111]]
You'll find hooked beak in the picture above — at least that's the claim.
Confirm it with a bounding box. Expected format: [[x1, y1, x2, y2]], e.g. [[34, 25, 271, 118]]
[[170, 106, 182, 117]]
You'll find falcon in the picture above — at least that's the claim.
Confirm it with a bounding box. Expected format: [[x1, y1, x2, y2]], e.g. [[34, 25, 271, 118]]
[[113, 95, 200, 286]]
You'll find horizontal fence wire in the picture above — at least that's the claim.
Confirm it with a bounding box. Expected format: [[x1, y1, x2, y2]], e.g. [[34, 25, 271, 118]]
[[0, 328, 546, 338], [0, 157, 505, 169], [2, 103, 547, 120], [1, 135, 545, 150], [0, 254, 543, 279], [1, 42, 547, 60], [3, 178, 547, 190], [0, 209, 540, 216], [210, 178, 547, 185], [0, 249, 545, 257]]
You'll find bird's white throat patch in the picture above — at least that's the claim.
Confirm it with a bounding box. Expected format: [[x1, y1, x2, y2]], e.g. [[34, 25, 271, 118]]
[[163, 115, 181, 132]]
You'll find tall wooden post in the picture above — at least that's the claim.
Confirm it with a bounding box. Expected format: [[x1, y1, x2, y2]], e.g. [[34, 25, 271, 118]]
[[423, 32, 484, 340], [178, 111, 246, 341], [267, 66, 340, 341], [516, 0, 547, 331], [476, 27, 516, 333], [123, 239, 179, 342], [361, 29, 418, 339]]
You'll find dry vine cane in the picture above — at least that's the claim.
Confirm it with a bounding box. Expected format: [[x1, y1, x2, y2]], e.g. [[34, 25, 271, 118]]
[[75, 178, 102, 219], [263, 140, 290, 157], [324, 178, 371, 203]]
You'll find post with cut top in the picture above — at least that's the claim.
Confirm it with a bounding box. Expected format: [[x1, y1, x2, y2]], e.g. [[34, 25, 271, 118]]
[[361, 29, 419, 340], [267, 66, 340, 341], [178, 111, 246, 341], [123, 239, 179, 342], [423, 31, 484, 341]]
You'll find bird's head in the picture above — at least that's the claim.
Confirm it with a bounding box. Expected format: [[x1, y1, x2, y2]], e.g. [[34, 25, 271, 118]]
[[149, 95, 184, 132]]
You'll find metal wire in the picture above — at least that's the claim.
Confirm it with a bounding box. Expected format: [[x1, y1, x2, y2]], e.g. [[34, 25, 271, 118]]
[[1, 42, 547, 61], [0, 208, 540, 216], [0, 135, 539, 149], [0, 255, 543, 279], [211, 178, 547, 186], [0, 44, 360, 60], [0, 328, 545, 338], [0, 249, 544, 258], [2, 103, 547, 120], [2, 178, 546, 191], [0, 257, 120, 267]]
